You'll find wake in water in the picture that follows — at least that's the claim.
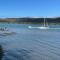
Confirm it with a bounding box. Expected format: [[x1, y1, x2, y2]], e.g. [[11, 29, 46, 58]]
[[28, 26, 60, 30]]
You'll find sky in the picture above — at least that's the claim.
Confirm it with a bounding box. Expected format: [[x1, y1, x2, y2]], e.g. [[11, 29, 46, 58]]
[[0, 0, 60, 18]]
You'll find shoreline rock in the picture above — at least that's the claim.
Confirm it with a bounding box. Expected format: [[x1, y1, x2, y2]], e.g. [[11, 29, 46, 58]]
[[0, 45, 4, 60]]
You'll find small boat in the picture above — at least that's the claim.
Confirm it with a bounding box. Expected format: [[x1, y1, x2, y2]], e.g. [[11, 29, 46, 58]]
[[28, 17, 49, 29], [0, 27, 8, 31], [0, 27, 16, 35], [39, 17, 49, 29]]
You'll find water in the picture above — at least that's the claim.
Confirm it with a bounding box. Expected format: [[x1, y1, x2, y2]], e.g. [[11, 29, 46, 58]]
[[0, 23, 60, 60]]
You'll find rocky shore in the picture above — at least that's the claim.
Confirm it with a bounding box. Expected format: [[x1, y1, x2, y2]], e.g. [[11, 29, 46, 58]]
[[0, 45, 4, 60]]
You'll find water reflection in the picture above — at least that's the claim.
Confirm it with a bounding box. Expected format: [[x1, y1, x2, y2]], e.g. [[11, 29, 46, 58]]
[[0, 32, 16, 37], [3, 49, 32, 60]]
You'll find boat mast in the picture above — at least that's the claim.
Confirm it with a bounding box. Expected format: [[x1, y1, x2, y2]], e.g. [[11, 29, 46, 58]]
[[44, 17, 45, 27]]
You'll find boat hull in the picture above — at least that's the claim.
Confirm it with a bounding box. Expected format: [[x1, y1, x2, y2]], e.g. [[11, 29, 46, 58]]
[[28, 26, 49, 29], [38, 27, 49, 29]]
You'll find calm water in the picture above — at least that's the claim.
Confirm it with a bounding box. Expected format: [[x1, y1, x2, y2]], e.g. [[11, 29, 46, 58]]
[[0, 23, 60, 60]]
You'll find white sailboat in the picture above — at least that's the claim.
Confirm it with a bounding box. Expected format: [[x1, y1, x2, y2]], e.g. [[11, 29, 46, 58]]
[[28, 17, 49, 29], [39, 17, 49, 29]]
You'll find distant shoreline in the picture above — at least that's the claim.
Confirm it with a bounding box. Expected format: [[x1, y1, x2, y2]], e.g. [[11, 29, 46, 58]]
[[0, 17, 60, 24], [0, 22, 60, 25]]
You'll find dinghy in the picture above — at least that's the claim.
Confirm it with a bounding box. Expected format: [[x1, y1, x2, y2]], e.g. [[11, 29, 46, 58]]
[[0, 27, 16, 35]]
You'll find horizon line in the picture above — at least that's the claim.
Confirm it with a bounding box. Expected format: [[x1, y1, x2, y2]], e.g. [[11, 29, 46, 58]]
[[0, 16, 60, 18]]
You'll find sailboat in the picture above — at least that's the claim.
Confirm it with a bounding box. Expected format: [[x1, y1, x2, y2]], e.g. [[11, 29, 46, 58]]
[[28, 17, 49, 29], [39, 17, 49, 29]]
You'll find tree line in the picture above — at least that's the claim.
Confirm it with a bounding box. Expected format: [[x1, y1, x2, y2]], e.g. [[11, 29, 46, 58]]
[[0, 17, 60, 24]]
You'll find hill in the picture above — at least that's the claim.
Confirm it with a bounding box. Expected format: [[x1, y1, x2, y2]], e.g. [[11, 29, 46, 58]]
[[0, 17, 60, 24]]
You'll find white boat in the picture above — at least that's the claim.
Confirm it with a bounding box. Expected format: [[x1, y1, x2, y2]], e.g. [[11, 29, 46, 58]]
[[0, 27, 8, 31], [39, 17, 49, 29], [0, 27, 16, 35], [28, 17, 49, 29]]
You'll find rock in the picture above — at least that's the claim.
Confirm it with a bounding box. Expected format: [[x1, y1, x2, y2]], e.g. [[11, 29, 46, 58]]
[[0, 45, 4, 60]]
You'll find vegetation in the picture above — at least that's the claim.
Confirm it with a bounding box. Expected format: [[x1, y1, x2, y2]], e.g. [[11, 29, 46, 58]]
[[0, 17, 60, 24]]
